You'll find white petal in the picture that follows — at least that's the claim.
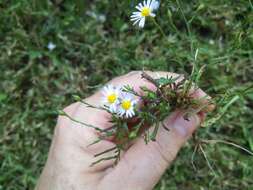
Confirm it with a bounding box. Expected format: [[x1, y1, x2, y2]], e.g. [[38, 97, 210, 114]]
[[136, 2, 143, 10], [104, 85, 113, 92], [131, 17, 140, 21], [133, 19, 140, 26], [138, 17, 145, 28], [143, 0, 146, 7], [128, 110, 135, 118], [111, 103, 117, 113], [109, 106, 115, 113], [118, 108, 124, 115], [132, 11, 141, 15], [136, 4, 143, 11], [131, 18, 139, 23], [151, 0, 160, 10], [130, 14, 141, 19], [131, 14, 140, 18], [131, 18, 141, 23], [120, 111, 125, 117], [102, 90, 107, 96], [150, 13, 156, 17], [147, 0, 151, 7], [126, 111, 131, 118], [131, 13, 141, 17]]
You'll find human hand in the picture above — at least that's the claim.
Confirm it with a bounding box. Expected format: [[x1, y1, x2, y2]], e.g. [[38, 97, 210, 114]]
[[35, 71, 211, 190]]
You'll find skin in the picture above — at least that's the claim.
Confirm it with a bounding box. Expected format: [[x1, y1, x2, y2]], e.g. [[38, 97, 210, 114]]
[[36, 71, 212, 190]]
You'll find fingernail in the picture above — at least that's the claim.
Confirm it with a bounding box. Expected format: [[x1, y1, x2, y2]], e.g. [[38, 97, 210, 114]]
[[172, 113, 200, 138]]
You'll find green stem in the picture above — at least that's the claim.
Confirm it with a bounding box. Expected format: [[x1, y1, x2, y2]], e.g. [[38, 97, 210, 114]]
[[90, 155, 118, 166], [175, 0, 194, 54], [151, 122, 159, 141], [94, 146, 117, 157], [61, 111, 103, 132], [243, 84, 253, 93], [73, 95, 107, 111], [151, 17, 168, 42], [203, 95, 240, 127], [221, 95, 240, 114], [249, 0, 253, 10], [201, 139, 253, 156]]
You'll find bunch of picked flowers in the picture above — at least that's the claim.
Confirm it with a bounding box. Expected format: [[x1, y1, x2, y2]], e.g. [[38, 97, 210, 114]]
[[59, 0, 253, 166], [102, 85, 138, 118]]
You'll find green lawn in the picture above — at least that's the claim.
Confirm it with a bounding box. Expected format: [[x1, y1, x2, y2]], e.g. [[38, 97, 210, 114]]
[[0, 0, 253, 189]]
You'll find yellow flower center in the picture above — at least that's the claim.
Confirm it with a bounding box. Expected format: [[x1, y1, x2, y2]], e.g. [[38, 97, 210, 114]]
[[107, 93, 117, 104], [141, 7, 151, 17], [121, 100, 131, 110]]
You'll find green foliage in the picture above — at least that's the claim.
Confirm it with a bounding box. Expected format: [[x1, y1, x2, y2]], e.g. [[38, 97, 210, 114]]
[[0, 0, 253, 189]]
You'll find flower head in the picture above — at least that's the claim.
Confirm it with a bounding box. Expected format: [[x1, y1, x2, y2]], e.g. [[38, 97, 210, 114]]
[[102, 85, 120, 113], [47, 42, 56, 51], [118, 93, 137, 118], [130, 0, 160, 28]]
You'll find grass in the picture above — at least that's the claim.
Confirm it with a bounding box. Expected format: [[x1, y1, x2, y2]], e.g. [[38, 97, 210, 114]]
[[0, 0, 253, 189]]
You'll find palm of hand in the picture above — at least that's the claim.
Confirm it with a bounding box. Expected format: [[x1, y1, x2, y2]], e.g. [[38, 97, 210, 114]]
[[36, 71, 205, 190]]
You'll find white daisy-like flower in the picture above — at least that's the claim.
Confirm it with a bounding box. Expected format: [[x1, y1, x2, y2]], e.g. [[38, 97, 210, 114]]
[[47, 42, 56, 51], [118, 93, 138, 118], [130, 0, 160, 28], [102, 85, 120, 113]]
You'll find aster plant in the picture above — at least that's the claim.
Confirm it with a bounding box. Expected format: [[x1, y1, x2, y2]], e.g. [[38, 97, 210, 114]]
[[130, 0, 159, 28], [59, 0, 253, 167]]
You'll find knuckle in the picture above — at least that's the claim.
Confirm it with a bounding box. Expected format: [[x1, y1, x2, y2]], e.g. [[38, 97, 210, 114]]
[[153, 140, 179, 166], [126, 70, 141, 76]]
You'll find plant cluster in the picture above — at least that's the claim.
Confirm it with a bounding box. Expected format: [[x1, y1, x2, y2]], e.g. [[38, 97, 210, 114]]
[[61, 70, 213, 165], [59, 0, 253, 167]]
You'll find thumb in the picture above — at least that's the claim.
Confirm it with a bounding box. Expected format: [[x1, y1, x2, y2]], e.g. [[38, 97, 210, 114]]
[[100, 111, 201, 190]]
